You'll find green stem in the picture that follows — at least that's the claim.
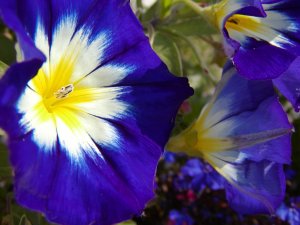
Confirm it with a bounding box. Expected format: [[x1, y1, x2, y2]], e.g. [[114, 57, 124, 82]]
[[0, 61, 8, 78], [18, 215, 26, 225], [179, 0, 209, 15]]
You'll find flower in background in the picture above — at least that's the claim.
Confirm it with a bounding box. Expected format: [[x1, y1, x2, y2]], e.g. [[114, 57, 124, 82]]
[[273, 57, 300, 111], [179, 100, 192, 115], [175, 158, 224, 193], [163, 151, 178, 164], [277, 200, 300, 225], [211, 0, 300, 80], [167, 61, 292, 214], [0, 0, 193, 224], [167, 209, 194, 225]]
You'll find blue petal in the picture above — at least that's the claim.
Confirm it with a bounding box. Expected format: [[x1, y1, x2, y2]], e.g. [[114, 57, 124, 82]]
[[0, 60, 44, 130], [206, 62, 291, 162], [273, 57, 300, 112], [9, 133, 160, 225], [232, 39, 296, 79], [0, 0, 48, 60], [221, 159, 286, 214], [102, 43, 193, 146], [206, 61, 291, 128]]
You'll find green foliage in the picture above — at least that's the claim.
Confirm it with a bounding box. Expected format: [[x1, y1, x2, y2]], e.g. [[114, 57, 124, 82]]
[[0, 23, 16, 65], [115, 220, 137, 225], [152, 31, 183, 76], [0, 61, 8, 78]]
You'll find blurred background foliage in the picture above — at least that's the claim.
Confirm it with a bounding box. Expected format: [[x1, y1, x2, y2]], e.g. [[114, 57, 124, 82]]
[[0, 0, 300, 224]]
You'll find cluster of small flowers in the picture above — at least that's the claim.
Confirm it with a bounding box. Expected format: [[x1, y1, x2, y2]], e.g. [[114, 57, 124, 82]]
[[135, 152, 300, 225]]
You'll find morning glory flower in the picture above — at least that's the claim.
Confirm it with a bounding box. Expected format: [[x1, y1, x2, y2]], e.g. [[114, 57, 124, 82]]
[[0, 0, 193, 224], [211, 0, 300, 79], [167, 62, 292, 214]]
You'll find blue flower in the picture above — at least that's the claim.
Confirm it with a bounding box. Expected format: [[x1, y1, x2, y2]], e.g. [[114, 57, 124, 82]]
[[168, 209, 194, 225], [167, 61, 292, 214], [0, 1, 193, 224], [212, 0, 300, 80], [180, 158, 224, 192], [163, 151, 178, 164], [277, 202, 300, 225]]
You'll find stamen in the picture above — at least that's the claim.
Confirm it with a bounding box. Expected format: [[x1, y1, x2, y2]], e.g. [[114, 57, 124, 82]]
[[54, 84, 74, 99]]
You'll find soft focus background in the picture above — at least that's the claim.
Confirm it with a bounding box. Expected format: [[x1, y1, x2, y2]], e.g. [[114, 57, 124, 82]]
[[0, 0, 300, 224]]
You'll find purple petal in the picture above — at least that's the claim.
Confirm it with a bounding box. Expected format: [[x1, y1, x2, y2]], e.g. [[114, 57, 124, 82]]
[[222, 160, 286, 214], [273, 57, 300, 112], [232, 39, 296, 79]]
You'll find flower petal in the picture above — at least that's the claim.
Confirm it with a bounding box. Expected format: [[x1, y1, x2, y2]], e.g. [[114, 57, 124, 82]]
[[0, 60, 44, 131], [273, 57, 300, 112], [206, 154, 286, 214], [232, 39, 296, 79], [202, 62, 292, 162], [0, 0, 47, 60]]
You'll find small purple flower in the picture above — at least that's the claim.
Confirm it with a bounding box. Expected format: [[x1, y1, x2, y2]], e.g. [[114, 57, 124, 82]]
[[180, 158, 224, 192], [167, 209, 194, 225], [163, 151, 178, 164], [277, 202, 300, 225]]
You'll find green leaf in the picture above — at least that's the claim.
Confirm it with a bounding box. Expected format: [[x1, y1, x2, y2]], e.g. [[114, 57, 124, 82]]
[[141, 1, 160, 22], [159, 0, 173, 17], [163, 16, 216, 36], [0, 61, 8, 78], [0, 142, 11, 180], [115, 220, 137, 225], [0, 33, 16, 65], [152, 31, 183, 76], [161, 0, 173, 9]]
